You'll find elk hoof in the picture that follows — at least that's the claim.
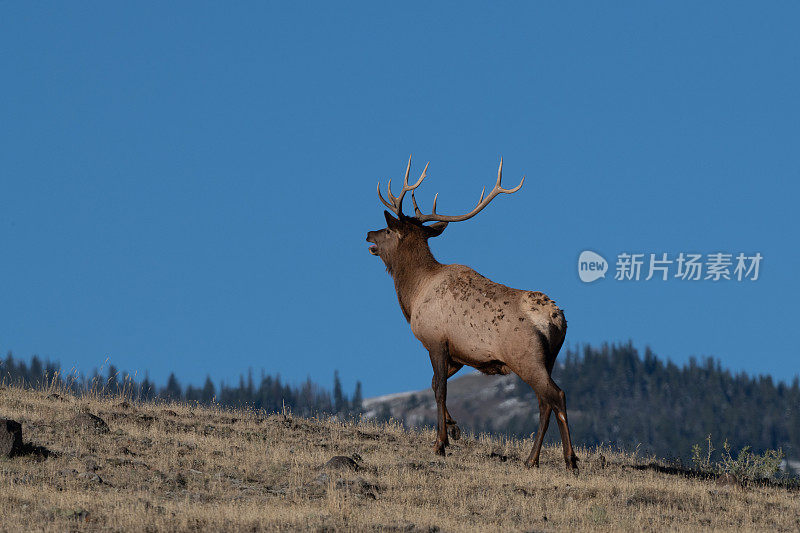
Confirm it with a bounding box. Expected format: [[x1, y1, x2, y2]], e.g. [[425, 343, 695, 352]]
[[566, 455, 579, 472], [524, 458, 539, 469], [447, 423, 461, 441], [433, 441, 446, 456]]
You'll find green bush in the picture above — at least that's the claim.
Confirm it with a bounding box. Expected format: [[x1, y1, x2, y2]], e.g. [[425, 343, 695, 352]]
[[692, 434, 784, 483]]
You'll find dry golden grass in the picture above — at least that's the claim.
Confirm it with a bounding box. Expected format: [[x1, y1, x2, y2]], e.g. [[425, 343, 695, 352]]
[[1, 384, 798, 532]]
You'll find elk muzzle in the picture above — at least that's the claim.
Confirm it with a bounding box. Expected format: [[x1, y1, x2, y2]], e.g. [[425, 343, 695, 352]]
[[365, 232, 379, 255]]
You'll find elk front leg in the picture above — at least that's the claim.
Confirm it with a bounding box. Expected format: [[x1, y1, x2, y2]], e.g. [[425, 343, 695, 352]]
[[429, 342, 450, 456], [432, 362, 463, 441]]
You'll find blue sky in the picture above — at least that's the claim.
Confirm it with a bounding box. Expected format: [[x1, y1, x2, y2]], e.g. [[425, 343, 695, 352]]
[[1, 3, 798, 397]]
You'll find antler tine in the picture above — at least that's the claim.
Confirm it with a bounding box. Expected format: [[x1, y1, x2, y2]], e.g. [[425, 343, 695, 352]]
[[411, 191, 422, 217], [393, 157, 428, 215], [409, 161, 431, 217], [496, 157, 503, 187], [377, 157, 430, 217], [386, 178, 398, 204], [406, 161, 427, 192], [383, 157, 410, 206], [414, 157, 525, 223], [414, 191, 439, 217], [418, 161, 429, 185], [377, 181, 394, 210], [504, 174, 525, 193], [495, 157, 524, 193]]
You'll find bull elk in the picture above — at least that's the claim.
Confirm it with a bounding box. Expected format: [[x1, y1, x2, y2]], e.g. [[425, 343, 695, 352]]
[[366, 157, 578, 470]]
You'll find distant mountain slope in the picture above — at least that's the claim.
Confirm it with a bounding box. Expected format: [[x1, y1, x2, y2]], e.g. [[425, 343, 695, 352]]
[[364, 343, 800, 464], [363, 372, 528, 431]]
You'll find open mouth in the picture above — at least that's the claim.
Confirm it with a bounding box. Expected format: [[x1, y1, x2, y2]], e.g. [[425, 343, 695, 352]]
[[368, 244, 378, 255]]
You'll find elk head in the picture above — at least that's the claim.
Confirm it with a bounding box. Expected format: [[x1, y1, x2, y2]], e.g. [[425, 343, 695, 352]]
[[366, 156, 525, 267]]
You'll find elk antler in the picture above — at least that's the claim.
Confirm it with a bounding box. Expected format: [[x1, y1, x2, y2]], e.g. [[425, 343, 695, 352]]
[[377, 155, 429, 218], [411, 158, 524, 223], [377, 157, 524, 223]]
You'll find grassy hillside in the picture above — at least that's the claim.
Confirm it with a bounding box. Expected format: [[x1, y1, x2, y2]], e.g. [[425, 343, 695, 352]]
[[1, 384, 798, 532]]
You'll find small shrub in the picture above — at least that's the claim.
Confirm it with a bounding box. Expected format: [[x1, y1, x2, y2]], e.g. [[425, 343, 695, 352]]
[[692, 434, 784, 483], [691, 434, 715, 474], [588, 504, 608, 525]]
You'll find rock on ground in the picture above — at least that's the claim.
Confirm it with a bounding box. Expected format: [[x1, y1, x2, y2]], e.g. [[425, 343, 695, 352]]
[[71, 413, 110, 434], [323, 456, 359, 471], [0, 418, 23, 457]]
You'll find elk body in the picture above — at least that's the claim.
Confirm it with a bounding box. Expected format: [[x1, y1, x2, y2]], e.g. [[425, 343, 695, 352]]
[[366, 157, 578, 470]]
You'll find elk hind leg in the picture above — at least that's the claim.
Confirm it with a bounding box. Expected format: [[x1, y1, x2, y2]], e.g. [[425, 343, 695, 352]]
[[549, 380, 578, 470], [516, 364, 578, 470], [524, 395, 552, 468]]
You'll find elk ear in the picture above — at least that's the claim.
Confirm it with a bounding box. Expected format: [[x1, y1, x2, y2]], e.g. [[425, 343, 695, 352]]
[[384, 210, 402, 231], [423, 221, 448, 238]]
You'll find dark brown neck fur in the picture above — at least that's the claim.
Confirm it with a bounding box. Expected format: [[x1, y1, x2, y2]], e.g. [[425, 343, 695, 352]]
[[382, 235, 441, 321]]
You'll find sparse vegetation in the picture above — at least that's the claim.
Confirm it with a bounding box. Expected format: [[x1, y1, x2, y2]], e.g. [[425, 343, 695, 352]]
[[1, 383, 799, 531], [692, 434, 785, 484]]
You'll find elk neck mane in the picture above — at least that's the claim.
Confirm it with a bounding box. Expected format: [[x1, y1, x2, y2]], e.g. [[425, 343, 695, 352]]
[[383, 233, 441, 322]]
